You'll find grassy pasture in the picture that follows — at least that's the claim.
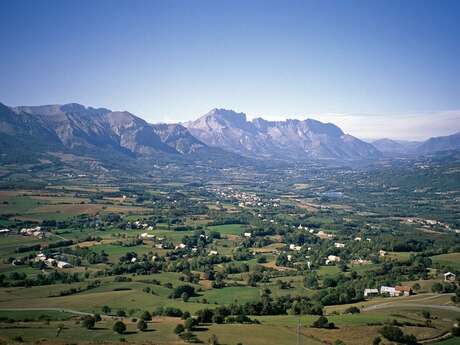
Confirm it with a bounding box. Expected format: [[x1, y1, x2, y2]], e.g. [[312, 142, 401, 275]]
[[431, 252, 460, 270], [206, 224, 247, 235]]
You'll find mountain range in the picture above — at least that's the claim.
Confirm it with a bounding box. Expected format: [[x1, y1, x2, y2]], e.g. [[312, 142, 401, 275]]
[[1, 102, 459, 166], [185, 109, 381, 160]]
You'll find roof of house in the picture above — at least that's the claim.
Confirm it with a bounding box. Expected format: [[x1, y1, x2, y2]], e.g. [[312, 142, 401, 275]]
[[444, 272, 455, 276], [395, 285, 412, 292]]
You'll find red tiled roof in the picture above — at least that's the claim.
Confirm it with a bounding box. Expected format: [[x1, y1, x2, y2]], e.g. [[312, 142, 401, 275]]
[[395, 285, 411, 292]]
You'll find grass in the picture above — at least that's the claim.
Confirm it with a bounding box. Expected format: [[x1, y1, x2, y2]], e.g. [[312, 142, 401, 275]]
[[191, 286, 260, 304], [431, 252, 460, 270], [206, 224, 248, 235], [0, 309, 74, 321], [0, 316, 183, 345], [317, 265, 341, 278], [433, 337, 460, 345]]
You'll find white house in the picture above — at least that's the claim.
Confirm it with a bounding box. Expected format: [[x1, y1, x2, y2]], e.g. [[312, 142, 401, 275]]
[[364, 288, 379, 297], [209, 250, 218, 256], [0, 228, 11, 234], [354, 237, 362, 241], [57, 261, 72, 268], [379, 250, 387, 257], [334, 242, 345, 248], [444, 272, 456, 282], [243, 232, 252, 238], [326, 255, 341, 264], [380, 286, 396, 296]]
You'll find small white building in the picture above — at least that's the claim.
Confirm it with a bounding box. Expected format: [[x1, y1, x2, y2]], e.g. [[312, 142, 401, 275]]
[[379, 250, 387, 257], [208, 250, 218, 256], [243, 232, 252, 238], [380, 286, 396, 296], [364, 288, 379, 297], [444, 272, 456, 282], [57, 261, 72, 268], [0, 228, 11, 234], [325, 255, 341, 264], [334, 242, 345, 248]]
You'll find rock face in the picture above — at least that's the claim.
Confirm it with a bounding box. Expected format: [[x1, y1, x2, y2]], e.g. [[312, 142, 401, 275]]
[[417, 132, 460, 154], [4, 102, 459, 163], [185, 108, 382, 160], [150, 123, 206, 154], [2, 103, 206, 157]]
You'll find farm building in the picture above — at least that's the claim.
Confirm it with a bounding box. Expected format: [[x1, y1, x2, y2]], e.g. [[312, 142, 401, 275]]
[[395, 285, 412, 296], [380, 286, 396, 296], [364, 288, 379, 297], [444, 272, 456, 282]]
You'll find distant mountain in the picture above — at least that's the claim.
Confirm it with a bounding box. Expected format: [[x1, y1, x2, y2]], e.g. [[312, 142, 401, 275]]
[[13, 103, 177, 156], [185, 108, 382, 160], [150, 123, 206, 154], [417, 132, 460, 154], [371, 138, 420, 154], [0, 103, 215, 166]]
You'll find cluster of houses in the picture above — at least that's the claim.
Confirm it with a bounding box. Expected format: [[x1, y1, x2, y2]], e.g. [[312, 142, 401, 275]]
[[20, 226, 45, 238], [211, 187, 280, 209], [34, 253, 72, 269], [364, 285, 413, 298], [130, 221, 154, 230]]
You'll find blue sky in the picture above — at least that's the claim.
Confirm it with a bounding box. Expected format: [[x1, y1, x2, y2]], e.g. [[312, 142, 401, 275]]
[[1, 0, 459, 139]]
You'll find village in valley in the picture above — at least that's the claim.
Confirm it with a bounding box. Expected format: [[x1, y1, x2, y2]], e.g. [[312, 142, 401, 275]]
[[0, 154, 459, 345]]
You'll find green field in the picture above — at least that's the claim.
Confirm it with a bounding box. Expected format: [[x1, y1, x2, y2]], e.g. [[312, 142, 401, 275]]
[[432, 252, 460, 270], [206, 224, 248, 235]]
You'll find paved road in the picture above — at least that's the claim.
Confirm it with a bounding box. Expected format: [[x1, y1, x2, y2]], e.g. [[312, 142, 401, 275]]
[[0, 307, 93, 316], [363, 302, 460, 313]]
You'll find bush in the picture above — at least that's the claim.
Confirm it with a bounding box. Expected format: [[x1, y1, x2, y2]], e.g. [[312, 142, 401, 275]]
[[113, 321, 126, 334], [140, 311, 152, 321], [344, 306, 360, 314], [380, 325, 418, 344], [137, 319, 147, 331], [81, 316, 96, 329], [185, 317, 198, 331], [174, 324, 185, 334], [179, 332, 199, 342], [312, 316, 335, 329]]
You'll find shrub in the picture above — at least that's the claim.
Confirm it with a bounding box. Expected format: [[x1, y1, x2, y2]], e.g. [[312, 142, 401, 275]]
[[113, 321, 126, 334], [81, 316, 96, 329], [137, 320, 147, 331], [312, 316, 335, 329], [380, 325, 418, 344], [174, 324, 185, 334], [344, 306, 360, 314], [140, 311, 152, 321]]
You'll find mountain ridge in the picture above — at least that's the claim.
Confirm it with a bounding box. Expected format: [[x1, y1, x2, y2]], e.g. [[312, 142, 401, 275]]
[[2, 102, 460, 165], [185, 108, 381, 160]]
